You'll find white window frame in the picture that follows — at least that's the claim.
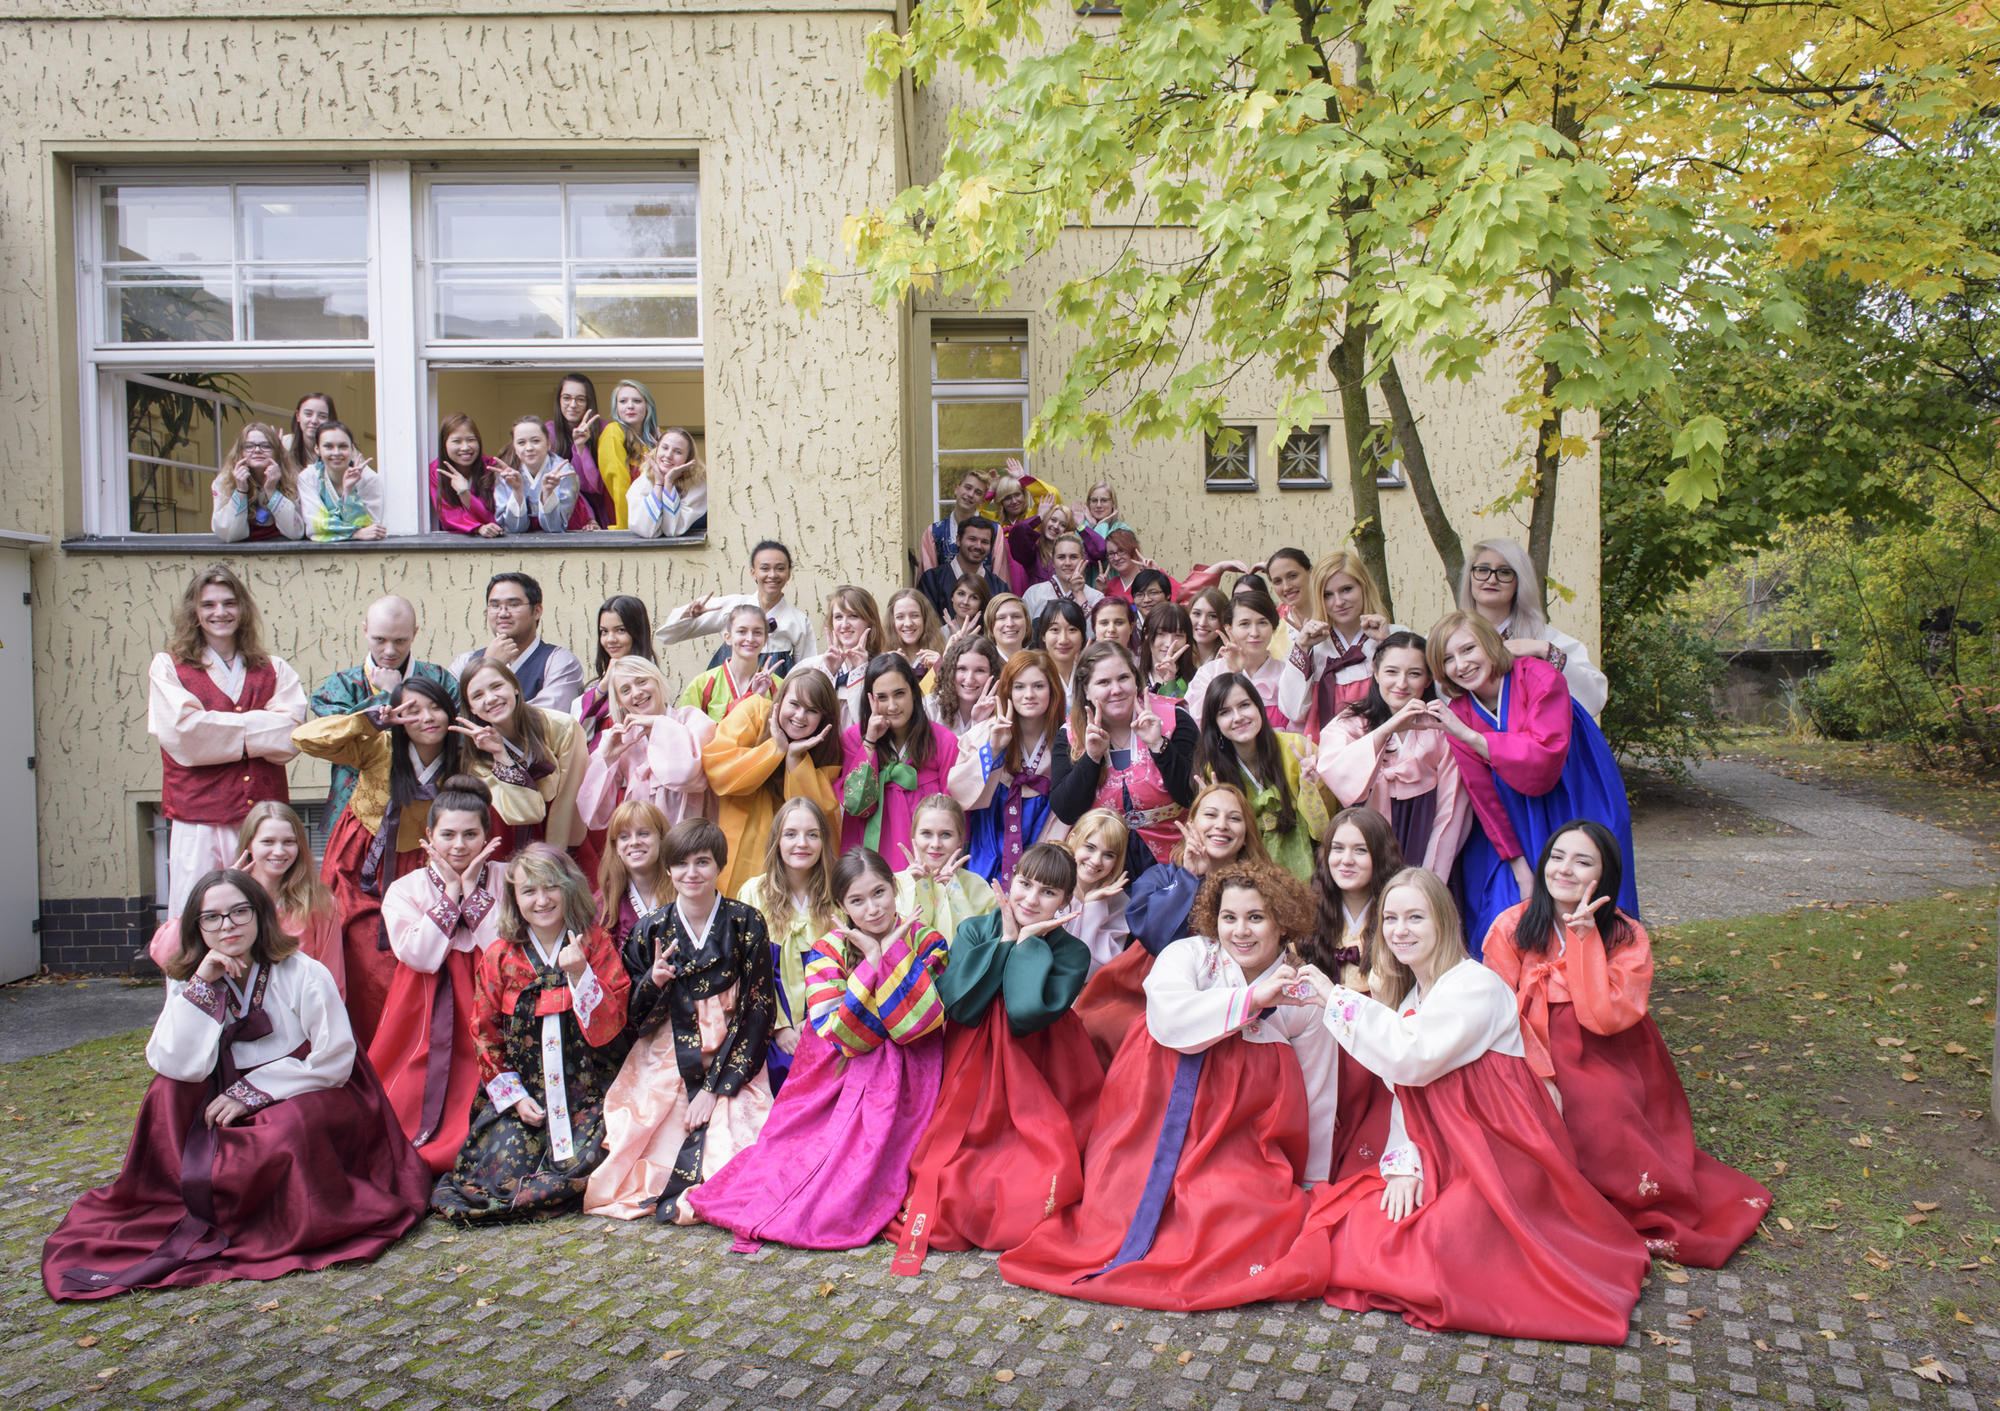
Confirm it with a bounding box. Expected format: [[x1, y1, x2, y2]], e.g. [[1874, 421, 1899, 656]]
[[929, 326, 1030, 520], [1204, 425, 1258, 493], [1276, 425, 1332, 490], [74, 162, 705, 539]]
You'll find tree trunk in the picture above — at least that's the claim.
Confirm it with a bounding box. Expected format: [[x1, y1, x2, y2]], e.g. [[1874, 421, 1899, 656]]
[[1329, 327, 1393, 621], [1378, 354, 1464, 598], [1526, 280, 1571, 613]]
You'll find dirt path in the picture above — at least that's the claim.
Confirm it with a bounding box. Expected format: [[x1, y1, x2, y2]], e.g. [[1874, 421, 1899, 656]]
[[1633, 758, 1997, 925]]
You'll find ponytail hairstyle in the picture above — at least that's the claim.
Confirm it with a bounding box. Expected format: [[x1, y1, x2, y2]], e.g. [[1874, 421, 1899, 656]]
[[1304, 806, 1404, 981], [1514, 820, 1634, 957], [1192, 671, 1297, 836], [385, 676, 465, 813]]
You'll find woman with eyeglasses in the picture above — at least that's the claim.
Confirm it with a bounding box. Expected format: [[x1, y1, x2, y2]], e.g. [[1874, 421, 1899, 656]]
[[211, 424, 304, 543], [1457, 539, 1609, 717]]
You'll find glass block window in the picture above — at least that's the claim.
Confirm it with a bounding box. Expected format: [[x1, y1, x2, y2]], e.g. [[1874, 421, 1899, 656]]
[[1204, 426, 1257, 492]]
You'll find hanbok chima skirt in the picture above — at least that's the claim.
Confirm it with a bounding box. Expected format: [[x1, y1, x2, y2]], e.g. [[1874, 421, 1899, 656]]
[[321, 812, 425, 1048], [368, 948, 482, 1174], [890, 1008, 1105, 1273], [43, 1053, 428, 1300], [998, 1024, 1325, 1311], [688, 1026, 943, 1250], [1304, 1048, 1650, 1344], [1547, 1005, 1771, 1266], [1071, 944, 1153, 1069]]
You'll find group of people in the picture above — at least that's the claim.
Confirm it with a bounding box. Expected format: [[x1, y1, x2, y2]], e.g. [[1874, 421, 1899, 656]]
[[46, 479, 1772, 1348], [211, 379, 705, 543]]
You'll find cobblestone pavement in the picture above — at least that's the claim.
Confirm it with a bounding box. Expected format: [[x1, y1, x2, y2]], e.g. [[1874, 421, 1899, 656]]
[[3, 1125, 1995, 1411]]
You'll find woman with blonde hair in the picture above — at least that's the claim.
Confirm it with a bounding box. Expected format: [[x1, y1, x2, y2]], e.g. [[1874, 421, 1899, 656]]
[[735, 796, 841, 1089], [147, 564, 306, 915], [576, 656, 715, 834], [791, 585, 885, 728], [629, 425, 707, 538], [146, 801, 339, 990], [593, 379, 660, 529], [211, 423, 303, 543], [1278, 549, 1399, 740], [1456, 537, 1609, 717]]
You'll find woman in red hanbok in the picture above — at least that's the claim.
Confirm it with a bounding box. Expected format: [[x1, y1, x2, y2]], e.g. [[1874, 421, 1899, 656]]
[[372, 775, 507, 1174], [1484, 821, 1772, 1267], [891, 843, 1104, 1274], [999, 861, 1331, 1310], [1295, 867, 1650, 1345], [45, 871, 428, 1299]]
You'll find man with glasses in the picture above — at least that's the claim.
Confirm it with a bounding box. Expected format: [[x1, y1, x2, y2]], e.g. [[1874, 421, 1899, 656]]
[[307, 594, 461, 829], [212, 423, 304, 543], [448, 572, 586, 712]]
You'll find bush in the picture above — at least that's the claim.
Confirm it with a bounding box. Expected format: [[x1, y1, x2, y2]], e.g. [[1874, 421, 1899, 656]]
[[1599, 563, 1725, 783]]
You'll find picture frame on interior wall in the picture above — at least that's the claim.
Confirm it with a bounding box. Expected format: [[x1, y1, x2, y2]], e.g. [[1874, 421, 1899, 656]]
[[1203, 426, 1257, 493]]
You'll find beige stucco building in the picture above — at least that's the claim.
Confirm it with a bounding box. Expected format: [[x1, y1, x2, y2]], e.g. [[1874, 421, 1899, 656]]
[[0, 0, 1598, 972]]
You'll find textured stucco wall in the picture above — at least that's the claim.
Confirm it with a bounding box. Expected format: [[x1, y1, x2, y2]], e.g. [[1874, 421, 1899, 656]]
[[0, 8, 907, 901]]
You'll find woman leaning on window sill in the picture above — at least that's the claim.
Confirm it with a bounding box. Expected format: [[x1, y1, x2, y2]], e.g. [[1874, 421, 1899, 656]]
[[298, 420, 388, 543], [211, 422, 305, 545]]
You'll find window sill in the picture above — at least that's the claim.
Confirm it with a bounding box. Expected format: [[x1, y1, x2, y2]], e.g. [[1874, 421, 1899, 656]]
[[60, 531, 708, 555]]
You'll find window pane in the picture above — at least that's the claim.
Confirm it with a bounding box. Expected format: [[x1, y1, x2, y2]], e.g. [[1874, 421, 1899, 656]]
[[244, 272, 370, 341], [239, 185, 368, 264], [1205, 428, 1256, 490], [934, 341, 1025, 382], [106, 276, 234, 343], [432, 185, 562, 261], [102, 185, 232, 265], [434, 268, 564, 340], [570, 185, 698, 262], [937, 399, 1026, 452], [1278, 429, 1327, 486], [572, 266, 699, 340]]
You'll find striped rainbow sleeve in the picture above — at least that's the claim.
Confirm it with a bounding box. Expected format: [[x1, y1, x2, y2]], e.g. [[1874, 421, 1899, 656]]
[[804, 934, 891, 1058], [873, 923, 949, 1046]]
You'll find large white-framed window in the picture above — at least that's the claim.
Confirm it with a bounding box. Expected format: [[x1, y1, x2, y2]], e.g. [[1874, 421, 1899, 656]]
[[929, 322, 1030, 520], [74, 162, 705, 540]]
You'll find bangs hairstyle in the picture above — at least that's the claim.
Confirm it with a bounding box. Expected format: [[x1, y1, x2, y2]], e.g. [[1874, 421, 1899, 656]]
[[234, 802, 333, 924], [948, 570, 994, 623], [169, 563, 269, 669], [831, 846, 897, 910], [1175, 780, 1273, 867], [758, 796, 841, 942], [1105, 527, 1142, 559], [1305, 806, 1404, 978], [1307, 551, 1388, 626], [1128, 568, 1174, 602], [857, 654, 938, 771], [1187, 859, 1317, 946], [885, 588, 946, 657], [910, 792, 969, 844], [1368, 867, 1469, 1008], [1516, 819, 1635, 957], [1229, 584, 1282, 629], [663, 816, 729, 870], [983, 593, 1031, 644], [1065, 640, 1140, 742], [989, 474, 1027, 521], [826, 586, 884, 657], [1456, 537, 1545, 636], [1343, 629, 1432, 732], [498, 843, 598, 943], [769, 670, 843, 777], [549, 374, 597, 461], [387, 676, 465, 811], [1193, 672, 1297, 836], [166, 870, 298, 983], [593, 595, 656, 677], [602, 656, 675, 724], [1013, 842, 1078, 897], [1139, 602, 1196, 685], [1065, 808, 1129, 867], [434, 413, 493, 510], [597, 797, 671, 926], [1424, 610, 1511, 699], [430, 773, 494, 832], [996, 650, 1065, 775], [1033, 598, 1088, 654], [457, 660, 551, 766], [931, 634, 1003, 727]]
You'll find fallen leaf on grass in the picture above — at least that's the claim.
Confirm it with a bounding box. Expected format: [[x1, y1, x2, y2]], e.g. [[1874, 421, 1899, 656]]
[[993, 1370, 1016, 1383], [658, 1350, 689, 1368], [256, 1299, 279, 1312], [1912, 1358, 1956, 1385], [1176, 1351, 1193, 1366], [1900, 1072, 1921, 1083], [1864, 1250, 1894, 1271], [1683, 1308, 1707, 1323], [74, 1336, 97, 1348], [1945, 1042, 1969, 1055], [1754, 1338, 1771, 1351], [1956, 1310, 1976, 1324], [1661, 1269, 1689, 1284], [95, 1369, 118, 1380], [1850, 1292, 1871, 1302], [1818, 1330, 1836, 1340], [817, 1282, 835, 1298], [1849, 1134, 1874, 1148], [1904, 1213, 1930, 1226], [475, 1297, 493, 1308], [1777, 1217, 1795, 1232], [1770, 1160, 1789, 1176], [1107, 1321, 1124, 1332], [1875, 1036, 1905, 1048], [1914, 1201, 1941, 1212], [1645, 1331, 1679, 1346]]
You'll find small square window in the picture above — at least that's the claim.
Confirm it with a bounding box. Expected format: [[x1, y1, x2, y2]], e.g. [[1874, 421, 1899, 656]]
[[1366, 421, 1407, 488], [1204, 426, 1257, 493], [1277, 426, 1331, 490]]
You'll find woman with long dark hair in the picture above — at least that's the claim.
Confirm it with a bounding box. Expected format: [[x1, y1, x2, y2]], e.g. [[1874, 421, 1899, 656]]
[[548, 373, 610, 527], [838, 655, 961, 871], [1191, 672, 1329, 881], [573, 594, 656, 748]]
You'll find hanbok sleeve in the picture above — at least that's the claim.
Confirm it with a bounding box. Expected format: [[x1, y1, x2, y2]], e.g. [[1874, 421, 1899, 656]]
[[936, 913, 1010, 1026], [1047, 732, 1102, 823], [703, 909, 775, 1098], [567, 927, 631, 1047], [1423, 735, 1478, 875], [839, 727, 884, 823], [1277, 644, 1318, 727], [1077, 894, 1132, 974], [1126, 865, 1201, 957], [947, 719, 1007, 811], [233, 960, 355, 1106], [1481, 659, 1573, 797], [641, 707, 717, 799], [212, 485, 249, 543], [470, 945, 518, 1093], [1320, 964, 1519, 1087], [701, 697, 784, 799], [998, 929, 1092, 1036], [1314, 714, 1384, 807], [382, 871, 453, 974], [575, 745, 628, 831], [145, 979, 229, 1082], [876, 924, 949, 1045], [1480, 907, 1527, 993], [147, 654, 307, 767], [804, 937, 888, 1057], [1379, 1095, 1423, 1185], [1565, 918, 1654, 1038], [1143, 938, 1262, 1054], [1185, 661, 1228, 721], [539, 712, 590, 850], [291, 707, 388, 770], [1444, 733, 1526, 862]]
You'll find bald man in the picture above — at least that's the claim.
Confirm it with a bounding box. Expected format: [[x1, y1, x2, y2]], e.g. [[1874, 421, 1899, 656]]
[[308, 595, 460, 829]]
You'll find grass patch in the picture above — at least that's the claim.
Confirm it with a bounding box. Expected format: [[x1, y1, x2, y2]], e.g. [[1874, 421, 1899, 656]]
[[1657, 885, 2000, 1332]]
